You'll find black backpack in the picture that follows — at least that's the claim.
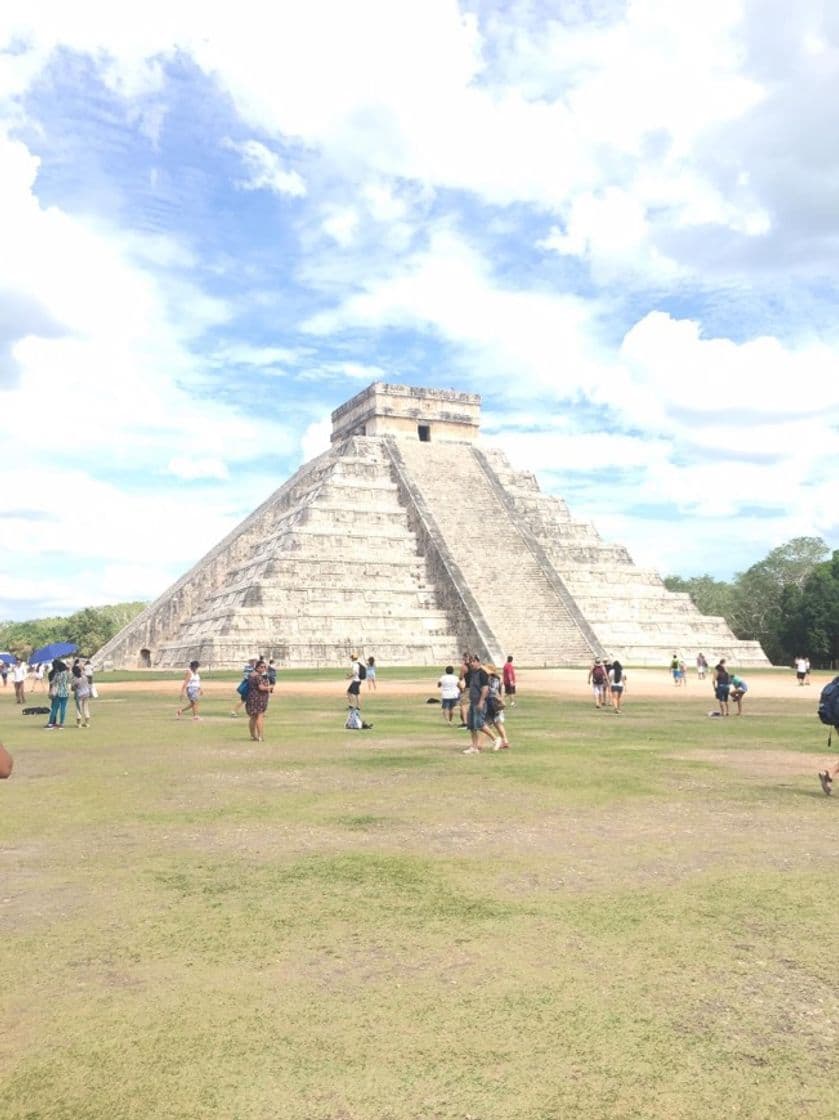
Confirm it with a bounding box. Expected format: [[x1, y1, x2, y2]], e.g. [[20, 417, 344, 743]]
[[357, 661, 367, 680], [818, 675, 839, 747]]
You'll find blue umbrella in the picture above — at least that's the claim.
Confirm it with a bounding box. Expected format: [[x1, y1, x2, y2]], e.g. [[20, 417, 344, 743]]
[[30, 641, 78, 664], [0, 652, 15, 665]]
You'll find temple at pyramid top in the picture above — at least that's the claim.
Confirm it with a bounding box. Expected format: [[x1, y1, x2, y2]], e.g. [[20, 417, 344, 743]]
[[93, 380, 770, 670], [331, 382, 480, 444]]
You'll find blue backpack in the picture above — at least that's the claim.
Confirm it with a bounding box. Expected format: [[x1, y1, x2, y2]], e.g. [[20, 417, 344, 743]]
[[236, 678, 250, 699], [818, 675, 839, 746]]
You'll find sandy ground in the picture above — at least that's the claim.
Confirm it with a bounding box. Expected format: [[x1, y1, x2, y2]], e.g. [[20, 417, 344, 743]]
[[95, 667, 827, 703]]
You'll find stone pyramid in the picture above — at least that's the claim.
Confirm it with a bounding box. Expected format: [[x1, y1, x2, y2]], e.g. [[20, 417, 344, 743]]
[[95, 383, 769, 669]]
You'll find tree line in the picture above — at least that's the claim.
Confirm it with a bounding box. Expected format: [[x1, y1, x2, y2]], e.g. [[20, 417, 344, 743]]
[[664, 537, 839, 668], [0, 602, 147, 659]]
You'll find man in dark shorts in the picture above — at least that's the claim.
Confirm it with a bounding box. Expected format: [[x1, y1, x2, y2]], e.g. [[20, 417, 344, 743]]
[[713, 658, 731, 716], [463, 654, 493, 755]]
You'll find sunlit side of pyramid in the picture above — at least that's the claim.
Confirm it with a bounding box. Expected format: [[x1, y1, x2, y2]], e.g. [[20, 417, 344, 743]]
[[94, 383, 770, 669]]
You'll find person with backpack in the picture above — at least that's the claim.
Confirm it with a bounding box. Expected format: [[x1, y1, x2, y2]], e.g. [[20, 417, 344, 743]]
[[483, 664, 510, 749], [587, 658, 608, 708], [609, 659, 627, 713], [713, 658, 731, 716], [817, 675, 839, 795]]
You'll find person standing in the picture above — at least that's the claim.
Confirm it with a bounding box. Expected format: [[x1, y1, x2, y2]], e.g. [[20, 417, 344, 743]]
[[45, 659, 71, 729], [462, 654, 494, 755], [696, 652, 708, 681], [246, 658, 272, 742], [713, 658, 731, 716], [502, 655, 517, 706], [346, 652, 363, 709], [670, 654, 681, 686], [0, 661, 8, 688], [71, 662, 92, 727], [795, 656, 808, 685], [32, 663, 46, 693], [177, 661, 202, 720], [12, 657, 27, 705], [609, 660, 627, 713], [366, 656, 377, 691], [457, 651, 471, 728], [437, 665, 460, 724]]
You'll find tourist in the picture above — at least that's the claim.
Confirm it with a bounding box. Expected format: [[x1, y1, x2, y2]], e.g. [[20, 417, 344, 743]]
[[366, 656, 377, 691], [45, 659, 71, 729], [502, 655, 517, 706], [177, 660, 202, 720], [246, 658, 272, 742], [713, 658, 731, 716], [804, 657, 811, 686], [32, 662, 46, 693], [12, 657, 27, 705], [462, 654, 495, 755], [670, 653, 683, 686], [587, 658, 608, 708], [346, 652, 363, 709], [0, 741, 13, 779], [437, 664, 460, 723], [795, 655, 807, 685], [457, 651, 471, 728], [71, 662, 92, 727], [267, 659, 277, 687], [0, 661, 7, 688], [609, 659, 627, 713], [696, 652, 708, 680], [231, 659, 256, 716], [729, 674, 748, 715], [484, 664, 510, 749]]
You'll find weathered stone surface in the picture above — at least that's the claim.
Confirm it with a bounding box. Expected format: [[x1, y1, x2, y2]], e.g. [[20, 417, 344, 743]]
[[94, 383, 770, 668]]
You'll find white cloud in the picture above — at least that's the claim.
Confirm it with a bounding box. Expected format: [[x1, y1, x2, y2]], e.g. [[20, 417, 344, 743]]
[[166, 456, 230, 481], [225, 138, 306, 197]]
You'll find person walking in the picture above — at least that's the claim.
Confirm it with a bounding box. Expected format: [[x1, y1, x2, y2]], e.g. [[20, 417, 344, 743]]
[[696, 652, 708, 681], [484, 664, 510, 749], [246, 658, 272, 742], [587, 658, 608, 708], [609, 659, 627, 713], [177, 661, 203, 720], [71, 662, 92, 727], [502, 655, 517, 706], [45, 659, 71, 729], [713, 658, 731, 716]]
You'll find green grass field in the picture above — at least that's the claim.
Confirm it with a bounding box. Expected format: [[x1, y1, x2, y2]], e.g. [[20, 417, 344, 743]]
[[1, 675, 837, 1119]]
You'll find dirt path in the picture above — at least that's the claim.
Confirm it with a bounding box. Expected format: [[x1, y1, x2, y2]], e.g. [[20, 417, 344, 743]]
[[98, 667, 825, 702]]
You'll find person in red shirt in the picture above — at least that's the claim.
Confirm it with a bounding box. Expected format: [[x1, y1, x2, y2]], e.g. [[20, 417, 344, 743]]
[[502, 655, 517, 707]]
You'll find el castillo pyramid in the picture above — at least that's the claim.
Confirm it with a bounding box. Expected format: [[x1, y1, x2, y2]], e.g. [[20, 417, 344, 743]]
[[95, 383, 769, 669]]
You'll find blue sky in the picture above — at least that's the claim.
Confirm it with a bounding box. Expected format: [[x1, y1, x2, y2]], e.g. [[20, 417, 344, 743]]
[[1, 0, 837, 621]]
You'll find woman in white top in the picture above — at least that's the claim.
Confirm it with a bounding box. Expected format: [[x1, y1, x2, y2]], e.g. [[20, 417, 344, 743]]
[[177, 660, 202, 720]]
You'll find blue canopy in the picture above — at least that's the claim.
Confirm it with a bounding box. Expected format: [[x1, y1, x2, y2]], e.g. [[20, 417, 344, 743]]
[[0, 652, 15, 665], [29, 641, 78, 665]]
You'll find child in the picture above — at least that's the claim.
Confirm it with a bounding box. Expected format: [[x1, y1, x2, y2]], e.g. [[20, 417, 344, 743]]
[[437, 665, 460, 723], [366, 656, 377, 691], [484, 665, 510, 749]]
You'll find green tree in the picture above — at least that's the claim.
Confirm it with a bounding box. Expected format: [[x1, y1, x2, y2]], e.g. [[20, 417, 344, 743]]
[[783, 551, 839, 668], [663, 574, 735, 619], [0, 601, 147, 659], [730, 537, 830, 663]]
